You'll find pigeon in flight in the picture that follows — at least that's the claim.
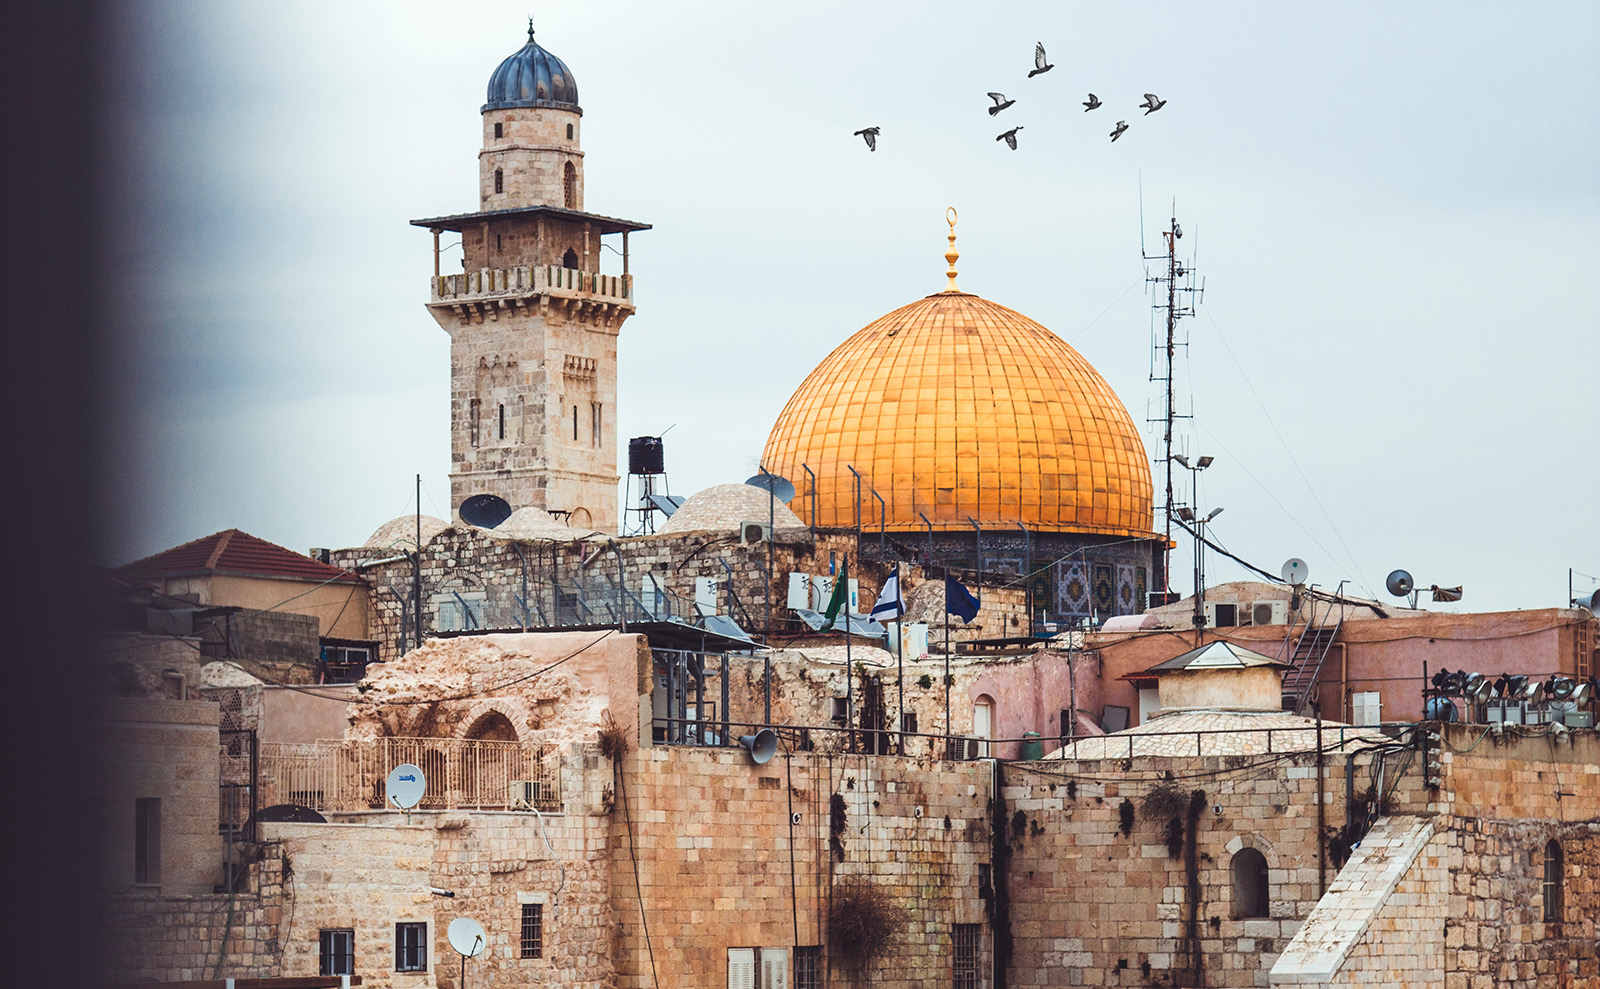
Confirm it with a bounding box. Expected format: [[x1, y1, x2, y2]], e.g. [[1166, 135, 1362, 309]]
[[854, 126, 880, 151], [1028, 42, 1054, 77], [1140, 93, 1167, 115], [987, 92, 1016, 116], [1082, 93, 1101, 112], [1110, 120, 1128, 142], [997, 126, 1023, 150]]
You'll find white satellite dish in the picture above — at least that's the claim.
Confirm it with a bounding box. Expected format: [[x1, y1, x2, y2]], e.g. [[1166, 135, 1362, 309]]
[[447, 917, 487, 958], [386, 763, 427, 811], [1280, 558, 1309, 586]]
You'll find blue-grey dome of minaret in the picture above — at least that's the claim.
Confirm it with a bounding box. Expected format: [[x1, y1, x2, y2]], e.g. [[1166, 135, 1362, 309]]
[[483, 22, 580, 111]]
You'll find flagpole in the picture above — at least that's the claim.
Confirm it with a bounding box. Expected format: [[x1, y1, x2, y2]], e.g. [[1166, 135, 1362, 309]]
[[844, 556, 853, 754], [894, 562, 904, 755], [944, 565, 951, 761]]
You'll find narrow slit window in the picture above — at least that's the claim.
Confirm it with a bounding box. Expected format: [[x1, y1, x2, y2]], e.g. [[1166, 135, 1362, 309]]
[[1543, 839, 1564, 923], [563, 161, 577, 209], [497, 234, 502, 252], [495, 168, 504, 193], [134, 797, 161, 884], [469, 398, 481, 447], [573, 405, 579, 442], [591, 402, 602, 448], [499, 403, 506, 440], [494, 121, 503, 138], [566, 123, 574, 140]]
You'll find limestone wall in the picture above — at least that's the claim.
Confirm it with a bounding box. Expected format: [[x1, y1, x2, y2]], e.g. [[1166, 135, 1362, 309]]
[[610, 744, 993, 989]]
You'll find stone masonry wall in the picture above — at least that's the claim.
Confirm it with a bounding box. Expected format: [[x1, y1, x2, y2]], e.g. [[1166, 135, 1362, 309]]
[[1002, 749, 1430, 988], [611, 744, 994, 989]]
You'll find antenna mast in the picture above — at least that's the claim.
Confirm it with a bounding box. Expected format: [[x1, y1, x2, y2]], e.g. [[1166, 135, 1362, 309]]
[[1144, 209, 1203, 602]]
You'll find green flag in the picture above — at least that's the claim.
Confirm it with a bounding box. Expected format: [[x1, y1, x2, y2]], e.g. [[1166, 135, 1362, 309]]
[[821, 573, 849, 630]]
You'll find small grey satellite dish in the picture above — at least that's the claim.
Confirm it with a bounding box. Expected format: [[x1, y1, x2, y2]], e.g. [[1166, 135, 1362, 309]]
[[386, 763, 427, 811], [447, 917, 487, 958], [1280, 558, 1308, 586], [460, 494, 513, 529], [1385, 569, 1414, 598], [745, 472, 796, 503]]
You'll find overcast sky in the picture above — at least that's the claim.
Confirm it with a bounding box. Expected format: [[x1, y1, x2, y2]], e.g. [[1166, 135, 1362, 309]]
[[99, 1, 1599, 613]]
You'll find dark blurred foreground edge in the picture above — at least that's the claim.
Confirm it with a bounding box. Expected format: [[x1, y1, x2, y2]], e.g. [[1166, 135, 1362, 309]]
[[0, 1, 104, 984]]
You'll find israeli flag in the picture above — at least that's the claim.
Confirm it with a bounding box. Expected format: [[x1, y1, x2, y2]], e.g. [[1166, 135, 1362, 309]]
[[870, 566, 905, 622]]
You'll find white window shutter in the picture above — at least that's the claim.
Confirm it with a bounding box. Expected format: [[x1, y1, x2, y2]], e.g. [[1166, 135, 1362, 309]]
[[761, 948, 788, 989], [728, 948, 755, 989], [1353, 691, 1381, 727]]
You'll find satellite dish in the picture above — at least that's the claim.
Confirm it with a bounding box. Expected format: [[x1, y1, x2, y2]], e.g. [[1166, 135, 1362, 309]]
[[745, 472, 796, 503], [386, 763, 427, 811], [447, 917, 487, 958], [460, 494, 513, 529], [1385, 569, 1414, 598], [1280, 558, 1309, 586]]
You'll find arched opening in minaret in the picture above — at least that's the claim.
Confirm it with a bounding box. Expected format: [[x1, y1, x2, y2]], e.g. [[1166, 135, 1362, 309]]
[[563, 161, 577, 209], [495, 168, 504, 194], [562, 248, 578, 270]]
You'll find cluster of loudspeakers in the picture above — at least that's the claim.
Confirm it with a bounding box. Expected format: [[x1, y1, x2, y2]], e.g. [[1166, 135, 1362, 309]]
[[1432, 669, 1595, 707]]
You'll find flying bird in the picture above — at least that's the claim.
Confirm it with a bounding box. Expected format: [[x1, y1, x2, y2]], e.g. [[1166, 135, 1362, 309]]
[[987, 92, 1016, 116], [1082, 93, 1101, 112], [1110, 120, 1128, 142], [1140, 93, 1167, 115], [853, 126, 880, 151], [1028, 42, 1053, 77], [997, 126, 1023, 150]]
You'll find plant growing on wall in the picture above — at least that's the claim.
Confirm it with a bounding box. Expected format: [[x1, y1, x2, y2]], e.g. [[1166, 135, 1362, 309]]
[[828, 875, 910, 966], [917, 673, 933, 689]]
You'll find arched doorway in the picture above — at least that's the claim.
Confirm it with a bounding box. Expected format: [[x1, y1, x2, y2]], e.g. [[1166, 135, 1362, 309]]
[[461, 711, 520, 808]]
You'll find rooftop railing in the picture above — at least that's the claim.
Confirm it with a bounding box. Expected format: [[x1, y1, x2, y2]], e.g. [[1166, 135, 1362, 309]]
[[432, 265, 631, 304], [259, 736, 562, 814]]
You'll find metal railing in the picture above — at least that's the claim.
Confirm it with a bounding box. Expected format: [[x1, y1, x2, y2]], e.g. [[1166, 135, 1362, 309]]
[[259, 736, 562, 813]]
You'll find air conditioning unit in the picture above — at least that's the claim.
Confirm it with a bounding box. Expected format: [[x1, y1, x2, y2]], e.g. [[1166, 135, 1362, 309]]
[[811, 575, 834, 611], [509, 780, 542, 810], [740, 521, 770, 545], [1204, 602, 1239, 628], [1251, 601, 1288, 626]]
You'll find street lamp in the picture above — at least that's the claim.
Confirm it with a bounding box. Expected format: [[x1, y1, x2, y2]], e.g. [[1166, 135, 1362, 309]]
[[1191, 506, 1224, 632]]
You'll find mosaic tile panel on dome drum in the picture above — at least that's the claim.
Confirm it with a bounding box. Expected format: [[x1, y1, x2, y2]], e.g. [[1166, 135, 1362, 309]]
[[762, 210, 1157, 541]]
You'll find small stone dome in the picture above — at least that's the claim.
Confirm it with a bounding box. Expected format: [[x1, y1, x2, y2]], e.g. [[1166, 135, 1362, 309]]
[[656, 484, 808, 536], [484, 24, 580, 111], [364, 515, 448, 551], [484, 507, 603, 543]]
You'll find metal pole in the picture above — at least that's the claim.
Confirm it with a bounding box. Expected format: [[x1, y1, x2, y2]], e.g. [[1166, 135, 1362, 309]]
[[762, 465, 776, 643], [844, 556, 854, 753], [872, 487, 886, 556], [802, 463, 817, 529], [894, 562, 905, 754], [414, 474, 424, 651], [920, 512, 934, 570], [968, 517, 982, 632], [1313, 695, 1326, 895], [848, 465, 863, 535], [1019, 522, 1032, 634], [614, 541, 626, 633], [944, 566, 952, 759]]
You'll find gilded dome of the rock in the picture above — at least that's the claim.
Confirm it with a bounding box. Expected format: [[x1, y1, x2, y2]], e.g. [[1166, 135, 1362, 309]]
[[762, 291, 1155, 537]]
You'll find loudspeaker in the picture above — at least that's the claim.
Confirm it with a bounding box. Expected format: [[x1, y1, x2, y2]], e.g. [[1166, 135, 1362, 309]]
[[739, 729, 778, 765], [1572, 589, 1600, 612]]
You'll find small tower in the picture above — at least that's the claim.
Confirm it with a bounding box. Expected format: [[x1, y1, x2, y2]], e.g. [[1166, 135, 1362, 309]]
[[411, 23, 650, 532]]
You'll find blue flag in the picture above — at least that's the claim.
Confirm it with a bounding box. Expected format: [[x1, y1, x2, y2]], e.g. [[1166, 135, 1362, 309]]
[[945, 576, 980, 623]]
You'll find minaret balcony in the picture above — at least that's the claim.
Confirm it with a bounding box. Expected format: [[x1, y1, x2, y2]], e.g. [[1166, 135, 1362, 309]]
[[430, 265, 635, 327]]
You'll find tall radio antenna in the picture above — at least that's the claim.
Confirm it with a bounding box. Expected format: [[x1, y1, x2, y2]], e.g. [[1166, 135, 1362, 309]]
[[1144, 203, 1204, 602]]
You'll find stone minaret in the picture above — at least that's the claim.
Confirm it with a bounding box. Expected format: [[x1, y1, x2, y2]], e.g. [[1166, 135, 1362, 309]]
[[412, 23, 649, 532]]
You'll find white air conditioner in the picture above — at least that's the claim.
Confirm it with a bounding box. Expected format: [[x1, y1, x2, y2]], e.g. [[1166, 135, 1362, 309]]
[[1251, 601, 1288, 626], [739, 521, 770, 546], [1204, 602, 1239, 628], [509, 780, 541, 810], [786, 573, 811, 610]]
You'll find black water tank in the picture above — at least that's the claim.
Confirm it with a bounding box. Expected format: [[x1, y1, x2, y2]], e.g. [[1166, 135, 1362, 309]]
[[628, 436, 664, 475]]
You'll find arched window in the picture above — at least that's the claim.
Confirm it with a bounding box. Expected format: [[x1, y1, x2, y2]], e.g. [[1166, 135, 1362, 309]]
[[1543, 839, 1564, 923], [972, 696, 993, 758], [563, 161, 577, 209], [465, 711, 517, 742], [494, 168, 504, 194], [1232, 847, 1269, 918], [562, 248, 579, 270], [566, 123, 574, 140]]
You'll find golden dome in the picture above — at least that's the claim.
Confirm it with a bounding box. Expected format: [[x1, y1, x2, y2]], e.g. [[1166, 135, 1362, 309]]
[[762, 289, 1155, 537]]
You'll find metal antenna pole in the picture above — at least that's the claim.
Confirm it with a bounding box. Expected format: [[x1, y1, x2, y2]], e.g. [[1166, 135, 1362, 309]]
[[1144, 212, 1200, 603], [414, 474, 424, 651], [802, 463, 817, 529], [847, 465, 863, 536], [920, 512, 934, 570]]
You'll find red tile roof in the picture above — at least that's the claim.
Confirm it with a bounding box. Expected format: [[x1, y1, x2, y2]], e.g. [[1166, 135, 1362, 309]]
[[113, 529, 361, 585]]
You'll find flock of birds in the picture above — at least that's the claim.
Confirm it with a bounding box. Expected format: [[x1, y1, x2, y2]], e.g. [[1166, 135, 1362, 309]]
[[853, 42, 1167, 152]]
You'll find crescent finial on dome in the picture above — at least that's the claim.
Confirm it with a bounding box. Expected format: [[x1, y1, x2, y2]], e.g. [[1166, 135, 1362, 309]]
[[944, 206, 960, 293]]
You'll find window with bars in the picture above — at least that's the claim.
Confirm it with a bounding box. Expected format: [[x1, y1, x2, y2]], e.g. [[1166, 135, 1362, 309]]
[[319, 929, 354, 976], [521, 903, 543, 958], [1543, 839, 1564, 923], [953, 924, 981, 989], [794, 946, 821, 989], [494, 168, 504, 194], [395, 922, 428, 972]]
